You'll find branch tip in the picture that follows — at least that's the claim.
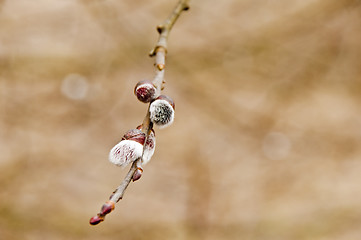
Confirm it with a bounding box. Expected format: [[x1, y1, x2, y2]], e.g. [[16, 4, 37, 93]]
[[89, 215, 104, 225]]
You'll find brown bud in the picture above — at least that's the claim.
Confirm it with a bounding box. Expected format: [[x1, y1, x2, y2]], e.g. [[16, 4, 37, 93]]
[[157, 64, 165, 71], [122, 128, 146, 145], [134, 80, 156, 103], [133, 167, 143, 181], [89, 214, 104, 225], [109, 193, 114, 200], [100, 201, 115, 216]]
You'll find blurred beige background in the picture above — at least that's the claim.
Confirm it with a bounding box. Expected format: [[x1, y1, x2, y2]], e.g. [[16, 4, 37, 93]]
[[1, 0, 361, 239]]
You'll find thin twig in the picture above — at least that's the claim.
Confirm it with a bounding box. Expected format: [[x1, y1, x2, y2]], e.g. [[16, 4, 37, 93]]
[[90, 0, 189, 226], [109, 160, 139, 202], [150, 0, 190, 94]]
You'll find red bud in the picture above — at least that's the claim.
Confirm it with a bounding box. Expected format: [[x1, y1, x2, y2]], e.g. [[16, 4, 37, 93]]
[[100, 201, 115, 215], [132, 168, 143, 181], [134, 80, 156, 103], [89, 215, 104, 225]]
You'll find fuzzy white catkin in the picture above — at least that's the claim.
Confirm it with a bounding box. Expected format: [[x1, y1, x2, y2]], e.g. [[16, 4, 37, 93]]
[[109, 140, 143, 167], [142, 140, 156, 165], [149, 99, 175, 128], [108, 139, 156, 167]]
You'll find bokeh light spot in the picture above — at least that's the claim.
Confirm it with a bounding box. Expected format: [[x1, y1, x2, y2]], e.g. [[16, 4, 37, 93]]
[[61, 73, 89, 100]]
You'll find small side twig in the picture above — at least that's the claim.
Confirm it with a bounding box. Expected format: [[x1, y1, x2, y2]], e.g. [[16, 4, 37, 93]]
[[90, 0, 189, 226]]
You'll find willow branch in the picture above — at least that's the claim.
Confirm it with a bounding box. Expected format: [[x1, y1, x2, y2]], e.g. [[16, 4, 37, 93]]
[[90, 0, 189, 226], [150, 0, 190, 94], [109, 160, 139, 202]]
